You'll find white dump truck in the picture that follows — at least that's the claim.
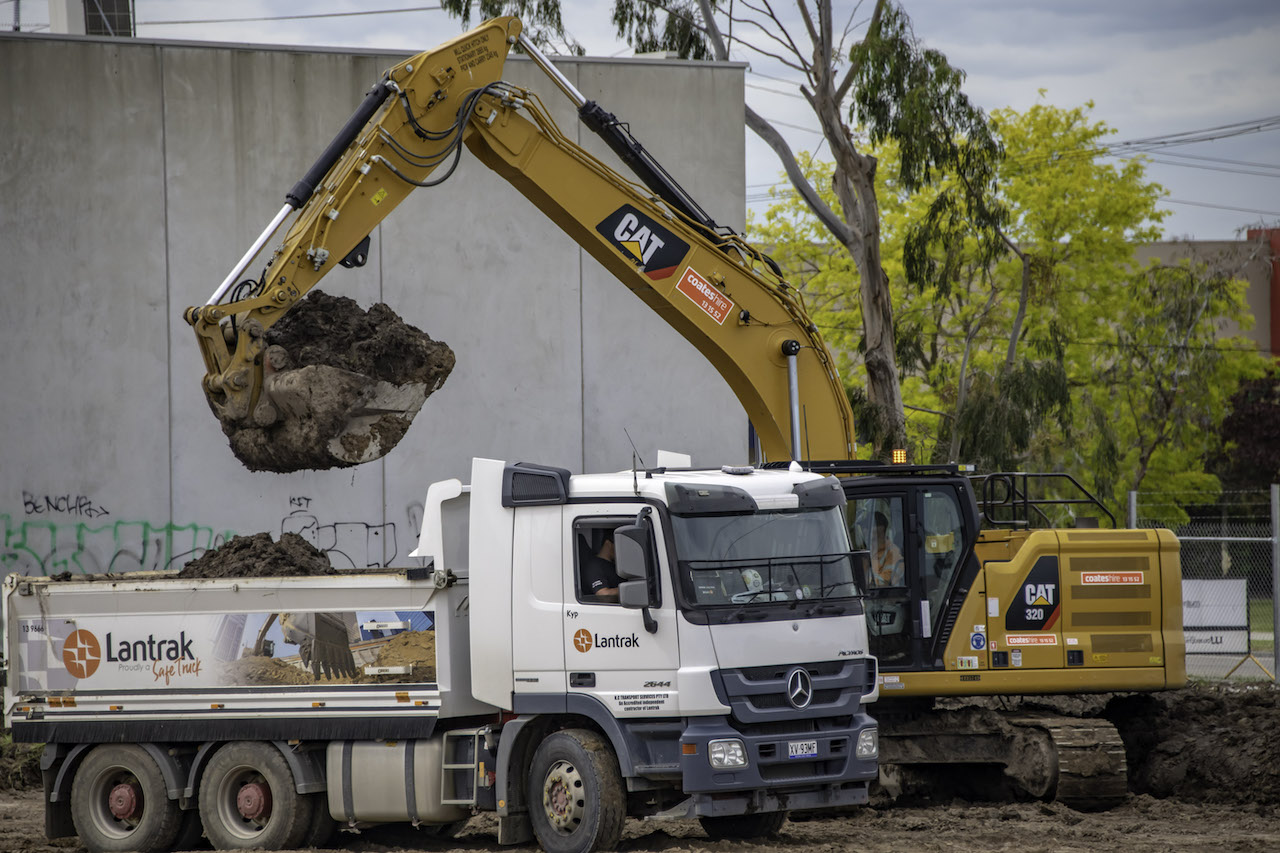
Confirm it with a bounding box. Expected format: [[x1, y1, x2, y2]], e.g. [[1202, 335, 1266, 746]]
[[3, 458, 879, 853]]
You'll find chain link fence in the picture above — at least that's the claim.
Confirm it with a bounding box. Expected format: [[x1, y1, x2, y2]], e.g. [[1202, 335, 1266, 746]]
[[1131, 486, 1278, 681]]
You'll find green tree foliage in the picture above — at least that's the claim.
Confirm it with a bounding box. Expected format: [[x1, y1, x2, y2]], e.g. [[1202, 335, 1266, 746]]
[[1214, 365, 1280, 491], [438, 0, 585, 54], [610, 0, 713, 59], [752, 101, 1267, 521]]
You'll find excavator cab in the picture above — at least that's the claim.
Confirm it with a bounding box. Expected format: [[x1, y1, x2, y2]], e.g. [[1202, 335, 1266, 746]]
[[792, 461, 982, 672], [846, 476, 977, 671]]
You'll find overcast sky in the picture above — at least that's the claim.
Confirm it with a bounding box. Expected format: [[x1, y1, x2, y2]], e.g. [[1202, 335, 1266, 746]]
[[10, 0, 1280, 240]]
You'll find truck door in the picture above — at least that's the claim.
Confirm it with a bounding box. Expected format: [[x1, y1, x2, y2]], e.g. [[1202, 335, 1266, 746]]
[[563, 507, 681, 718]]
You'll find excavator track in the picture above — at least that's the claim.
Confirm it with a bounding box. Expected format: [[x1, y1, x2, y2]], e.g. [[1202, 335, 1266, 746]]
[[878, 708, 1129, 810], [1008, 714, 1129, 811]]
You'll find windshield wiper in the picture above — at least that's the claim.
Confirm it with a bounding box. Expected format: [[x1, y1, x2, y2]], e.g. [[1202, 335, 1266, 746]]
[[730, 607, 770, 622], [809, 602, 848, 616]]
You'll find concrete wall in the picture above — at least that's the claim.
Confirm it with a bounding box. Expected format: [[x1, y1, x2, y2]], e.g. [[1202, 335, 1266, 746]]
[[0, 33, 748, 575]]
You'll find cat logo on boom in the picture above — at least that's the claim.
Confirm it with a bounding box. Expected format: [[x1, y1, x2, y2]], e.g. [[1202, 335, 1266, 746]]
[[596, 205, 690, 280]]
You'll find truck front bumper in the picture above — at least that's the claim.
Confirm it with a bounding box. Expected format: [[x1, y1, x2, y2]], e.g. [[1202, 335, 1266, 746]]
[[675, 713, 877, 811]]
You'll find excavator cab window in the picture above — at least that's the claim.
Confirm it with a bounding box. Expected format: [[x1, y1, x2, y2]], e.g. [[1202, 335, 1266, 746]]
[[849, 495, 912, 665], [922, 489, 965, 633]]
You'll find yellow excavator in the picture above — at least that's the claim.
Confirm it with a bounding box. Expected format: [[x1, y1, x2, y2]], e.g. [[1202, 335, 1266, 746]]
[[184, 16, 1184, 809]]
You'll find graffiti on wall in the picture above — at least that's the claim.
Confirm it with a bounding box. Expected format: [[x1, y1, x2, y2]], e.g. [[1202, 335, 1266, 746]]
[[3, 492, 427, 576], [1, 514, 235, 576]]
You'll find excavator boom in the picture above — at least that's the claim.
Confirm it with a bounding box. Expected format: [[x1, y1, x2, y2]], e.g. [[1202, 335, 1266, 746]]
[[184, 16, 855, 470]]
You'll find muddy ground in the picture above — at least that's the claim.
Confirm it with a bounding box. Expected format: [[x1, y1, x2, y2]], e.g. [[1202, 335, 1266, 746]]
[[219, 290, 454, 473], [0, 785, 1276, 853], [1, 682, 1276, 852]]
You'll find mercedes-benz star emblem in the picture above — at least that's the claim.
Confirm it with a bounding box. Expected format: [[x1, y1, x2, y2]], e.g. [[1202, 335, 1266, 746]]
[[786, 667, 813, 709]]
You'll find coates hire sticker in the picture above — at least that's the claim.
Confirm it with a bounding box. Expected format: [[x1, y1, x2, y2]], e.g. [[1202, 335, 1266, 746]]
[[596, 204, 690, 280], [1005, 634, 1059, 646], [676, 266, 735, 325], [1082, 572, 1145, 585]]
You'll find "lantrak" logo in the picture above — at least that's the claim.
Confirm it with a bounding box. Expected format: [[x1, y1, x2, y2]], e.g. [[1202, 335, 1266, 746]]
[[573, 630, 640, 652], [62, 630, 102, 679]]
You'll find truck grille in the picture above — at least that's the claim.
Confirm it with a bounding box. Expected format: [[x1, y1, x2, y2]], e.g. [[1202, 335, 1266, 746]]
[[711, 659, 872, 725]]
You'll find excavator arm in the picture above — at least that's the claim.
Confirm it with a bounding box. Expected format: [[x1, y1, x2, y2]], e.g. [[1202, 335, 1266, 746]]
[[184, 16, 856, 466]]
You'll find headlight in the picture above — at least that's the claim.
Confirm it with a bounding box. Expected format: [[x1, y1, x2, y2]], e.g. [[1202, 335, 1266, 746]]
[[708, 738, 748, 768], [856, 727, 878, 760]]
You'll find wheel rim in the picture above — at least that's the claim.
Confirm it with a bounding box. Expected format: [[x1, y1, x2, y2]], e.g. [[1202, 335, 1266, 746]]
[[540, 759, 586, 835], [214, 764, 276, 841], [86, 766, 146, 841]]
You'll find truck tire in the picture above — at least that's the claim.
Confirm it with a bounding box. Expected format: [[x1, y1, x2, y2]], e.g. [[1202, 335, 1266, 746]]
[[527, 729, 625, 853], [171, 807, 207, 850], [70, 744, 183, 853], [198, 742, 313, 851], [298, 792, 336, 848], [699, 810, 788, 839]]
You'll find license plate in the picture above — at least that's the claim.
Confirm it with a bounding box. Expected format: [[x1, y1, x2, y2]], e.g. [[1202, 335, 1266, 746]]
[[788, 739, 818, 759]]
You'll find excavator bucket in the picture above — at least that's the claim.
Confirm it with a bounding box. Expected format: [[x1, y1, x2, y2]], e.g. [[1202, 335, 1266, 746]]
[[212, 292, 454, 473]]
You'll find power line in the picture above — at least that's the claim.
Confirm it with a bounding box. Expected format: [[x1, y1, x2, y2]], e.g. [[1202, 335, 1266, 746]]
[[760, 116, 822, 134], [1154, 150, 1280, 171], [138, 5, 444, 27], [1164, 198, 1280, 217], [746, 82, 806, 100], [748, 68, 804, 86], [1111, 151, 1280, 180]]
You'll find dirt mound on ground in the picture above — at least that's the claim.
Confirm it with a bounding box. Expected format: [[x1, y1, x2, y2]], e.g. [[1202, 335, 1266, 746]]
[[1106, 682, 1280, 805], [218, 290, 454, 473], [177, 532, 333, 579], [0, 738, 41, 791]]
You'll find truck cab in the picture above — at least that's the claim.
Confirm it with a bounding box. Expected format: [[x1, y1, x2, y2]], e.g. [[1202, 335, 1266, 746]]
[[444, 459, 880, 845]]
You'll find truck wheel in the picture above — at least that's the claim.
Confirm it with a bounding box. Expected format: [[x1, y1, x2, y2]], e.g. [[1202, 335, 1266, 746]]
[[198, 742, 313, 850], [171, 808, 207, 850], [70, 744, 183, 853], [699, 810, 788, 839], [298, 792, 336, 848], [527, 729, 625, 853]]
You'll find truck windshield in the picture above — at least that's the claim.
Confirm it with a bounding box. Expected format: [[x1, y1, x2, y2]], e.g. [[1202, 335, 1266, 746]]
[[670, 506, 860, 606]]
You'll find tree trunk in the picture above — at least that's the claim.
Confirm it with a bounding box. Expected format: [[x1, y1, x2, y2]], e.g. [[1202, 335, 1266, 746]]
[[701, 0, 907, 457]]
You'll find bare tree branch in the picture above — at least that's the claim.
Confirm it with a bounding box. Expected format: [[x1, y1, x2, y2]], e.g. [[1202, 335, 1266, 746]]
[[744, 104, 854, 244]]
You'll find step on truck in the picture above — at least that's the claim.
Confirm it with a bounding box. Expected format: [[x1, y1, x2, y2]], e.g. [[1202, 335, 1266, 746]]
[[2, 458, 879, 853]]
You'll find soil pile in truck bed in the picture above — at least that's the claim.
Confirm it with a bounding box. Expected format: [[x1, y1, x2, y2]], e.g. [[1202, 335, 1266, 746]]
[[177, 532, 334, 579], [217, 290, 455, 473]]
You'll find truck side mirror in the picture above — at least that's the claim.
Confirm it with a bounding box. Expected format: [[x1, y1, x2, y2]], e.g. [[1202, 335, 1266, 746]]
[[614, 513, 654, 582], [614, 510, 658, 632]]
